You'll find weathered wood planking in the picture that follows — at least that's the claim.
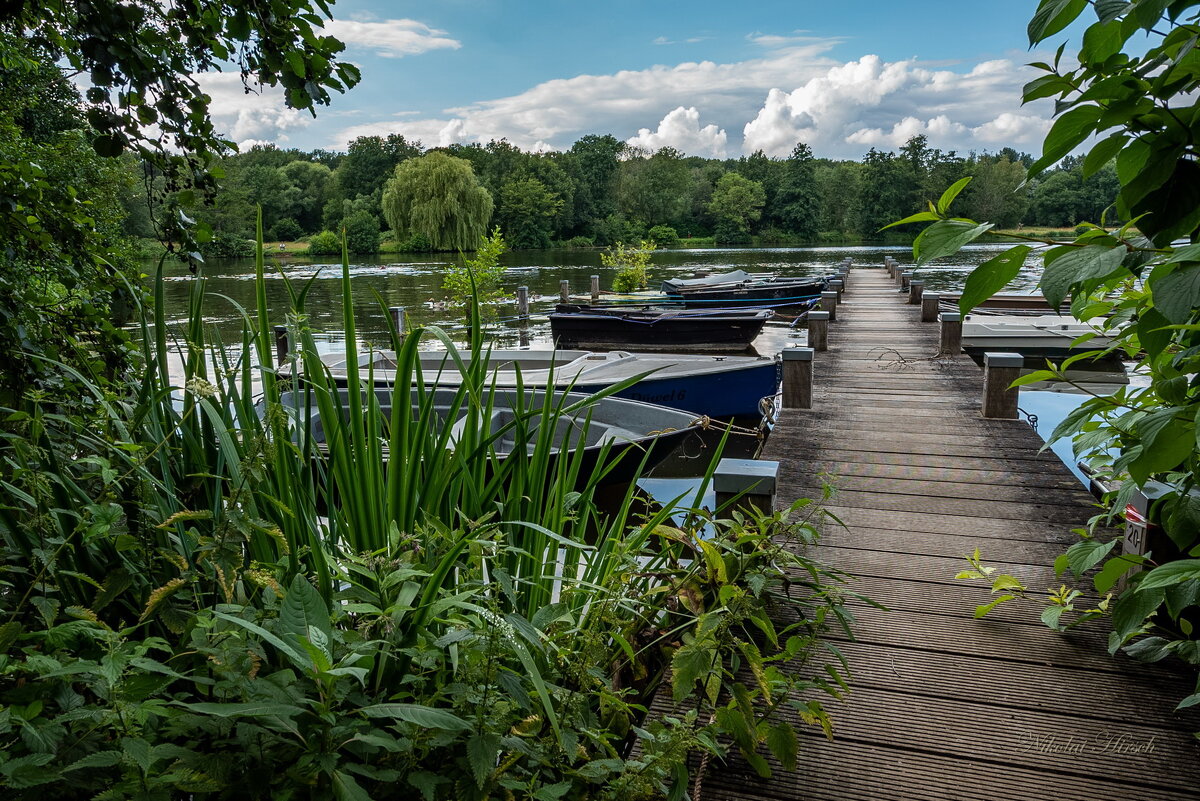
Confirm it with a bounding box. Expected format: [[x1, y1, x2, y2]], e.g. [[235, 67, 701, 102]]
[[693, 265, 1200, 801]]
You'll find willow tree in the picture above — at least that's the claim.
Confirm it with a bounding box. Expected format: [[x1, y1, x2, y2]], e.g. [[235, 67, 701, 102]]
[[381, 151, 494, 251]]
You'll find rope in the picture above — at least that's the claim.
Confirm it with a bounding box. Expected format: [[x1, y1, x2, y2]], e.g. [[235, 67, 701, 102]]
[[1019, 407, 1039, 431]]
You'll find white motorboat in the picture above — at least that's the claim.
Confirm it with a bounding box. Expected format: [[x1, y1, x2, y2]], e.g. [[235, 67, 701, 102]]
[[961, 314, 1122, 359]]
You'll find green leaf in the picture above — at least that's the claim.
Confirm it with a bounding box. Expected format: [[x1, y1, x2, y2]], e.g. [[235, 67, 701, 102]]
[[1082, 133, 1128, 177], [913, 220, 994, 266], [958, 246, 1032, 314], [1029, 104, 1103, 175], [1064, 539, 1118, 578], [1150, 263, 1200, 323], [880, 210, 941, 231], [1122, 635, 1172, 661], [1041, 605, 1067, 630], [1112, 586, 1165, 639], [937, 177, 973, 215], [1176, 693, 1200, 710], [1129, 410, 1192, 482], [1029, 0, 1088, 44], [361, 703, 473, 731], [671, 638, 715, 701], [332, 771, 371, 801], [976, 594, 1017, 618], [178, 702, 304, 719], [213, 610, 313, 672], [1040, 244, 1126, 307], [467, 732, 501, 788], [1137, 560, 1200, 591], [280, 573, 333, 647], [765, 722, 799, 772], [1094, 554, 1142, 594]]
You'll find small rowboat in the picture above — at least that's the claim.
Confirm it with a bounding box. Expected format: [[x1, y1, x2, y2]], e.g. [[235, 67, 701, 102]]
[[549, 305, 772, 352], [670, 276, 829, 310], [961, 314, 1121, 360]]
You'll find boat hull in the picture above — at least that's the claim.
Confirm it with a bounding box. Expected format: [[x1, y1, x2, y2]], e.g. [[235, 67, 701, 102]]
[[676, 279, 827, 310], [549, 306, 770, 352], [576, 360, 778, 418]]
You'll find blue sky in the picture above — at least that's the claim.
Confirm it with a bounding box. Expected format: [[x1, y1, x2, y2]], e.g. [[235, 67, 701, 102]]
[[204, 1, 1062, 159]]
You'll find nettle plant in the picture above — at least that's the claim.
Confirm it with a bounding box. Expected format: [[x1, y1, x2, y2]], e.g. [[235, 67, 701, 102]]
[[895, 1, 1200, 710]]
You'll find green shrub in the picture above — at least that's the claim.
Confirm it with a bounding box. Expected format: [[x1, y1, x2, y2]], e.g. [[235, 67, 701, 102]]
[[647, 224, 680, 249], [269, 217, 304, 241], [199, 230, 255, 258], [559, 235, 595, 249], [343, 210, 380, 254], [305, 229, 341, 255], [398, 231, 432, 252], [604, 240, 655, 293]]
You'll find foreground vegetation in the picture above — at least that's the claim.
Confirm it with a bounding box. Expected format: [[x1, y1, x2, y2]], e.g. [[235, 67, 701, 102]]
[[909, 0, 1200, 713]]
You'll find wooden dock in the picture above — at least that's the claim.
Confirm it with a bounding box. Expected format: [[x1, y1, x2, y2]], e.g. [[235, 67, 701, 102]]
[[697, 266, 1200, 800]]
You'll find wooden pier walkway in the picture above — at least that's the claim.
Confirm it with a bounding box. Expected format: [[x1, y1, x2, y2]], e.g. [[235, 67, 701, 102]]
[[699, 266, 1200, 801]]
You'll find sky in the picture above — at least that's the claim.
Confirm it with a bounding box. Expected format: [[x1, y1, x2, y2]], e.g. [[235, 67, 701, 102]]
[[203, 1, 1064, 160]]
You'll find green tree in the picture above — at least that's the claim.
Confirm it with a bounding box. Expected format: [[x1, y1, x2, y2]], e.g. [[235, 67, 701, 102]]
[[816, 161, 862, 234], [708, 172, 765, 243], [496, 177, 562, 249], [442, 227, 509, 318], [775, 143, 821, 238], [855, 148, 910, 235], [959, 156, 1028, 228], [1, 0, 359, 244], [342, 210, 380, 254], [602, 240, 656, 293], [280, 159, 333, 233], [617, 147, 693, 227], [381, 151, 494, 252], [565, 134, 624, 234]]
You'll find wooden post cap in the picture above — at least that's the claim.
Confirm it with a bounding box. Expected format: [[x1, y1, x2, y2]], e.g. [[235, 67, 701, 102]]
[[821, 290, 838, 301], [782, 346, 815, 361], [713, 458, 779, 497], [984, 352, 1024, 369], [939, 312, 961, 323], [808, 310, 830, 321]]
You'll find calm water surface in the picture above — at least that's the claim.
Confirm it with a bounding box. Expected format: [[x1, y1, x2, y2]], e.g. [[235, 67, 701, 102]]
[[161, 243, 1106, 488]]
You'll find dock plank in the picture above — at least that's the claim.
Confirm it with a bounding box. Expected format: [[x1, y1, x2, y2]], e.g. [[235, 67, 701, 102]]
[[687, 265, 1200, 801]]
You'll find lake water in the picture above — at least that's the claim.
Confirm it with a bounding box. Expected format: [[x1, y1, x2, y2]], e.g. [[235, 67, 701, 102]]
[[161, 242, 1107, 490]]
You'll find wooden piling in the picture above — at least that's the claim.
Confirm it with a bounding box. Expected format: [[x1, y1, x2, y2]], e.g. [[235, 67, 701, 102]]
[[559, 279, 570, 303], [982, 351, 1023, 419], [909, 280, 924, 305], [517, 286, 529, 318], [900, 271, 912, 291], [921, 291, 941, 322], [820, 291, 838, 321], [808, 310, 830, 351], [939, 311, 962, 355], [714, 458, 779, 517], [781, 346, 814, 409], [388, 306, 405, 336], [829, 278, 845, 301], [590, 275, 600, 301], [273, 325, 288, 366]]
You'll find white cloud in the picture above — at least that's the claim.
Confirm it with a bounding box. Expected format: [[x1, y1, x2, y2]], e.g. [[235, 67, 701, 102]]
[[627, 106, 728, 157], [195, 73, 311, 149], [743, 55, 1052, 157], [326, 40, 1051, 159], [320, 19, 460, 58], [327, 38, 840, 153]]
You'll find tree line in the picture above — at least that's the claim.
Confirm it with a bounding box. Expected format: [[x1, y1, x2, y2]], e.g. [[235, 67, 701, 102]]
[[121, 132, 1120, 257]]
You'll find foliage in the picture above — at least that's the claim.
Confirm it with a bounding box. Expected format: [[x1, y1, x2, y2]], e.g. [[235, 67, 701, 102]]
[[197, 231, 254, 259], [495, 177, 562, 249], [342, 210, 381, 255], [775, 144, 821, 239], [602, 240, 656, 293], [0, 0, 359, 246], [0, 35, 139, 403], [382, 152, 494, 252], [0, 226, 856, 798], [269, 217, 304, 242], [305, 229, 342, 256], [904, 0, 1200, 710], [647, 225, 680, 249], [442, 227, 510, 319], [708, 172, 766, 242], [397, 232, 433, 252]]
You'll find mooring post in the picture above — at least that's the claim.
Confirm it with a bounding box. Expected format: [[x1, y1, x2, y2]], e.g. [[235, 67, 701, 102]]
[[939, 312, 963, 356], [829, 278, 844, 301], [808, 310, 830, 351], [590, 275, 600, 302], [714, 457, 779, 517], [388, 306, 406, 336], [517, 286, 530, 318], [982, 352, 1023, 419], [781, 346, 814, 409], [819, 291, 838, 321], [909, 280, 924, 305], [900, 271, 913, 291], [559, 279, 570, 304], [273, 325, 288, 366], [922, 291, 941, 323]]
